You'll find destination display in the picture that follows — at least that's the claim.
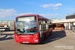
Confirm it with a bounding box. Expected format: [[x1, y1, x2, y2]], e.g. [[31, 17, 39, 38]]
[[18, 16, 35, 21]]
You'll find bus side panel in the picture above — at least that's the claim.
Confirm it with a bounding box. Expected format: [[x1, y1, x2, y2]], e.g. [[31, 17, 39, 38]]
[[43, 30, 49, 38]]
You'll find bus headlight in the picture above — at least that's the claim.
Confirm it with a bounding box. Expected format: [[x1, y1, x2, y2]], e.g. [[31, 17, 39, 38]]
[[35, 40, 38, 42]]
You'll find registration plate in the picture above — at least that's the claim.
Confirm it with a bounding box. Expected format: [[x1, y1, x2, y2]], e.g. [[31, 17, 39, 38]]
[[23, 42, 29, 43]]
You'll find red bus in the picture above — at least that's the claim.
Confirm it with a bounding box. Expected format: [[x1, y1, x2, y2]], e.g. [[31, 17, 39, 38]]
[[14, 14, 52, 43]]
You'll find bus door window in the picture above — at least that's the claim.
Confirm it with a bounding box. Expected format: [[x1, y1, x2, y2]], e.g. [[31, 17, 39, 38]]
[[39, 21, 43, 39], [39, 20, 46, 39]]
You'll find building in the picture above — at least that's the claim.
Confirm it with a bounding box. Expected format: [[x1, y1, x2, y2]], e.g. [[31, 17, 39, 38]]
[[66, 14, 75, 32], [0, 20, 14, 31], [66, 14, 75, 19]]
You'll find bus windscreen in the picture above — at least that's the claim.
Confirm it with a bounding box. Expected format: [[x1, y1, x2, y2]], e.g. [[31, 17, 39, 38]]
[[15, 16, 37, 35]]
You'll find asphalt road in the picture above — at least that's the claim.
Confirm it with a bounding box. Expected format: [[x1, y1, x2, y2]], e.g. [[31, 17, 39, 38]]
[[0, 30, 75, 50]]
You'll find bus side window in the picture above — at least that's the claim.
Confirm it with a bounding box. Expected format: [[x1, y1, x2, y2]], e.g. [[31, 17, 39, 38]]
[[46, 24, 48, 30], [48, 25, 52, 31]]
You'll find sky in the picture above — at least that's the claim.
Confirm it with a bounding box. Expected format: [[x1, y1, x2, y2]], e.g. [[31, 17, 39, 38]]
[[0, 0, 75, 20]]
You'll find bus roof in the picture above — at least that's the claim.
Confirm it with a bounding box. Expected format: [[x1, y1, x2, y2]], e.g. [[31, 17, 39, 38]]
[[16, 14, 38, 18], [16, 14, 52, 21]]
